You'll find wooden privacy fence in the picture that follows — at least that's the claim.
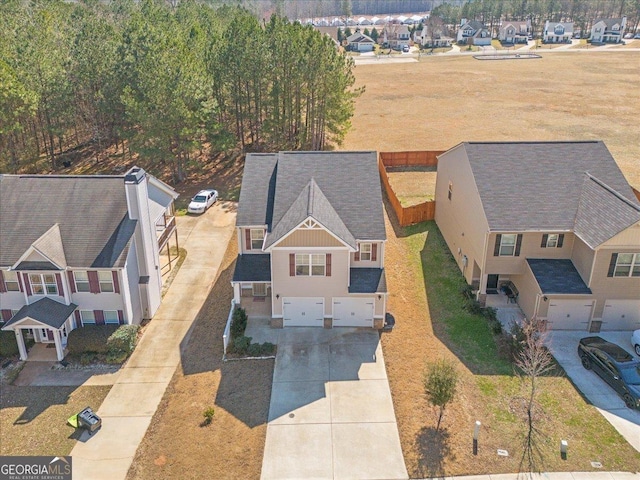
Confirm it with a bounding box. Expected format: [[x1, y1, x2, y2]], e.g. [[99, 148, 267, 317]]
[[378, 151, 444, 226]]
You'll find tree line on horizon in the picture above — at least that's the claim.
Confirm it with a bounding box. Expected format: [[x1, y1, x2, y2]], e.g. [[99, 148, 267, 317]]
[[0, 0, 361, 182]]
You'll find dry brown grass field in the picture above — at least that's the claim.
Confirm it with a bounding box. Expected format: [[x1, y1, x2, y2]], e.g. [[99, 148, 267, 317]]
[[342, 51, 640, 189]]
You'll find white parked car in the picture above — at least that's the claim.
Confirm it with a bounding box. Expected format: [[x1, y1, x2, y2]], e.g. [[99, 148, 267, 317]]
[[188, 189, 218, 214], [632, 330, 640, 356]]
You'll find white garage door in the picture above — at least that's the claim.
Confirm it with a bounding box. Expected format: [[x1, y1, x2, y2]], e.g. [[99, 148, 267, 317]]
[[547, 299, 593, 330], [283, 297, 324, 327], [332, 297, 374, 327], [602, 300, 640, 330]]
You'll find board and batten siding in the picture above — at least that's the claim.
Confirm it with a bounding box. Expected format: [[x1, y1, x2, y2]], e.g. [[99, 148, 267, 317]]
[[276, 229, 344, 248]]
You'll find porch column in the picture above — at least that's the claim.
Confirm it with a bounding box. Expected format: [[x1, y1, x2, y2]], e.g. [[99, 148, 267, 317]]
[[14, 330, 27, 361], [53, 329, 64, 361], [233, 283, 241, 304]]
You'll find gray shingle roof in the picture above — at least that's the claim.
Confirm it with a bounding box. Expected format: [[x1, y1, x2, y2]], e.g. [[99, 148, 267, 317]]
[[459, 141, 639, 231], [232, 254, 271, 282], [32, 224, 67, 268], [15, 261, 59, 270], [0, 174, 137, 268], [1, 297, 78, 329], [527, 259, 592, 295], [594, 18, 625, 30], [349, 268, 387, 293], [238, 152, 386, 241], [574, 175, 640, 248]]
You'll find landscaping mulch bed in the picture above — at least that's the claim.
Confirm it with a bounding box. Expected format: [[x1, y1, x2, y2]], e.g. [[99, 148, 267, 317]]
[[127, 234, 274, 480]]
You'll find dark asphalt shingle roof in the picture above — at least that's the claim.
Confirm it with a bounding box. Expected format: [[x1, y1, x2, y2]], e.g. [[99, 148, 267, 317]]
[[594, 18, 625, 30], [0, 175, 137, 268], [349, 268, 387, 293], [2, 297, 78, 329], [232, 254, 271, 282], [15, 261, 59, 270], [574, 175, 640, 248], [527, 259, 592, 295], [459, 141, 639, 232], [236, 154, 277, 226]]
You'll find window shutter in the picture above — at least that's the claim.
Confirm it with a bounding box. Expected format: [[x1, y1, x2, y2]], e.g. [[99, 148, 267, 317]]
[[112, 271, 120, 294], [17, 273, 23, 292], [94, 310, 105, 325], [245, 229, 252, 250], [23, 274, 32, 296], [1, 310, 12, 321], [493, 235, 502, 256], [372, 244, 378, 262], [557, 234, 564, 248], [514, 234, 523, 256], [541, 234, 548, 248], [607, 253, 618, 277], [74, 310, 81, 326], [118, 310, 125, 325], [355, 245, 360, 261], [326, 254, 332, 277], [289, 254, 295, 276], [55, 273, 63, 296], [0, 271, 5, 293], [67, 271, 76, 293], [88, 271, 100, 293]]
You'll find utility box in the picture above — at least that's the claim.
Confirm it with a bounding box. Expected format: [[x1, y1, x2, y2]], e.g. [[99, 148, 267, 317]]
[[78, 407, 102, 434]]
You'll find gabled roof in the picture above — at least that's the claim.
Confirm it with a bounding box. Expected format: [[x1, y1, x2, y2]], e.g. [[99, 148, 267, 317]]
[[593, 18, 625, 30], [264, 179, 356, 250], [238, 151, 385, 242], [28, 224, 67, 268], [346, 32, 374, 44], [574, 174, 640, 248], [455, 141, 639, 232], [1, 298, 78, 329]]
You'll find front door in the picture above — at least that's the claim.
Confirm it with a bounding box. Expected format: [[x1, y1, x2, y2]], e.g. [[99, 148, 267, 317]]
[[486, 274, 499, 294], [252, 283, 266, 297]]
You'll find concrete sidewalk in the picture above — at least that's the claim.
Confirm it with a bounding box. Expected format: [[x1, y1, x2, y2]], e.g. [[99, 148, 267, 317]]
[[70, 202, 236, 480], [418, 473, 639, 480]]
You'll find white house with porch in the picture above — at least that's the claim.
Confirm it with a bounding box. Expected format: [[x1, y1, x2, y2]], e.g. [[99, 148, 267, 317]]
[[0, 167, 178, 361]]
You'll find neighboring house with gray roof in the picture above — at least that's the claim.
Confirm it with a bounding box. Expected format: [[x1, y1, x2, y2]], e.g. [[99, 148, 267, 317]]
[[346, 30, 375, 52], [457, 20, 491, 46], [233, 151, 387, 328], [591, 16, 626, 43], [498, 20, 531, 44], [0, 167, 178, 360], [543, 21, 573, 43], [435, 141, 640, 332], [382, 23, 411, 50]]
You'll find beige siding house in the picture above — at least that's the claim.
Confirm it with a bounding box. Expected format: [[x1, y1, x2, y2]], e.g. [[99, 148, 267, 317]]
[[435, 141, 640, 332], [232, 152, 387, 328]]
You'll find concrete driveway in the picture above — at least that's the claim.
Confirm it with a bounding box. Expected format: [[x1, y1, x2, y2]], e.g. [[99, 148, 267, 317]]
[[260, 328, 408, 480], [546, 331, 640, 452]]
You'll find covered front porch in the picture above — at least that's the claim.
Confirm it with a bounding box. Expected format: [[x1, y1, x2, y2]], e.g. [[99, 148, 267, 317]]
[[1, 298, 77, 362]]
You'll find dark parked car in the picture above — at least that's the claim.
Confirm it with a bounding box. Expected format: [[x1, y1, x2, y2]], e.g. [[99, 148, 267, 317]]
[[578, 336, 640, 409]]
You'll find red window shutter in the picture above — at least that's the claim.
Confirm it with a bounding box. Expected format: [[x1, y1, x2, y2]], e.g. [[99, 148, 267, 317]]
[[17, 273, 23, 292], [493, 235, 502, 256], [326, 254, 332, 277], [372, 244, 378, 262], [55, 273, 63, 296], [289, 254, 295, 276], [0, 271, 6, 293], [94, 310, 105, 325], [117, 310, 125, 325], [67, 271, 76, 293], [112, 271, 120, 294], [88, 271, 100, 293], [245, 229, 252, 250], [74, 310, 81, 326], [23, 274, 32, 296], [1, 309, 12, 321]]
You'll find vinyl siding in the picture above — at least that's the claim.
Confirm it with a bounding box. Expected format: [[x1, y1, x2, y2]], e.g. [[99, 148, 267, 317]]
[[511, 269, 542, 320], [350, 242, 383, 268], [571, 236, 595, 286], [277, 229, 344, 248], [589, 248, 640, 317]]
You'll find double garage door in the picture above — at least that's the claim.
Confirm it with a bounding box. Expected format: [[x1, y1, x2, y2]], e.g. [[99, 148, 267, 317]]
[[547, 299, 640, 331], [282, 297, 373, 327]]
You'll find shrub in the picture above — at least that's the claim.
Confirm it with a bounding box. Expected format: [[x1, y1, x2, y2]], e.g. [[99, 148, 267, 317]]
[[460, 284, 475, 300], [463, 298, 484, 315], [202, 407, 215, 425], [67, 325, 118, 354], [230, 307, 248, 339], [0, 331, 19, 358], [496, 322, 526, 362], [106, 350, 129, 364], [232, 335, 251, 354], [107, 325, 139, 355]]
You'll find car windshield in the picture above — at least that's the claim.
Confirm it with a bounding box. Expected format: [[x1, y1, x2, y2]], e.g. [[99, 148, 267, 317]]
[[193, 195, 206, 202], [619, 364, 640, 385]]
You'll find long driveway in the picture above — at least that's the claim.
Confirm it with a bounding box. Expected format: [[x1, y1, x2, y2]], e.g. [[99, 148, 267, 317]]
[[70, 203, 236, 480]]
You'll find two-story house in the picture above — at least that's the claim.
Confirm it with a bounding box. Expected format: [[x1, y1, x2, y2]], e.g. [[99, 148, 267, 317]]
[[457, 20, 491, 46], [415, 22, 453, 48], [382, 23, 411, 50], [232, 151, 387, 328], [499, 20, 531, 43], [346, 30, 375, 52], [591, 16, 627, 43], [435, 141, 640, 332], [0, 167, 178, 360], [543, 21, 573, 42]]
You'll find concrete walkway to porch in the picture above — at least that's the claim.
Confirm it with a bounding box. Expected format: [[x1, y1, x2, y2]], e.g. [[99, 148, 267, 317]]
[[485, 292, 526, 328], [70, 203, 236, 480]]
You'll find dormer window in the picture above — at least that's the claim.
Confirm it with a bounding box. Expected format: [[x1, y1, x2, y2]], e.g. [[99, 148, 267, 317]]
[[554, 24, 565, 35], [250, 229, 264, 250]]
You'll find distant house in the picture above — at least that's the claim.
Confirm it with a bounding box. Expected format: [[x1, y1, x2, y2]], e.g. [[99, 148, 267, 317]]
[[543, 21, 573, 43], [415, 23, 453, 48], [382, 23, 411, 50], [346, 31, 375, 52], [457, 20, 491, 46], [499, 20, 531, 43], [591, 16, 626, 43]]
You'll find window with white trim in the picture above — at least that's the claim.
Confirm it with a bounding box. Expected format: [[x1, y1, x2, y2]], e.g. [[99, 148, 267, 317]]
[[104, 310, 119, 325], [499, 234, 517, 256], [4, 271, 19, 291], [613, 253, 640, 277], [98, 271, 114, 292], [295, 254, 326, 276], [29, 273, 58, 295], [360, 243, 372, 261], [74, 271, 90, 292], [545, 234, 559, 248], [80, 310, 96, 325], [250, 229, 264, 250]]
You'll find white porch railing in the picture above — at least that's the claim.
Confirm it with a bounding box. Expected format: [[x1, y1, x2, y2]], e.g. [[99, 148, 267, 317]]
[[222, 299, 236, 360]]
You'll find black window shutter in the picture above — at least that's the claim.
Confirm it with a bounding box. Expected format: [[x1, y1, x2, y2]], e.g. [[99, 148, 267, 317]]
[[514, 234, 523, 256], [557, 234, 564, 248], [607, 253, 618, 277], [493, 234, 502, 256], [541, 234, 548, 248]]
